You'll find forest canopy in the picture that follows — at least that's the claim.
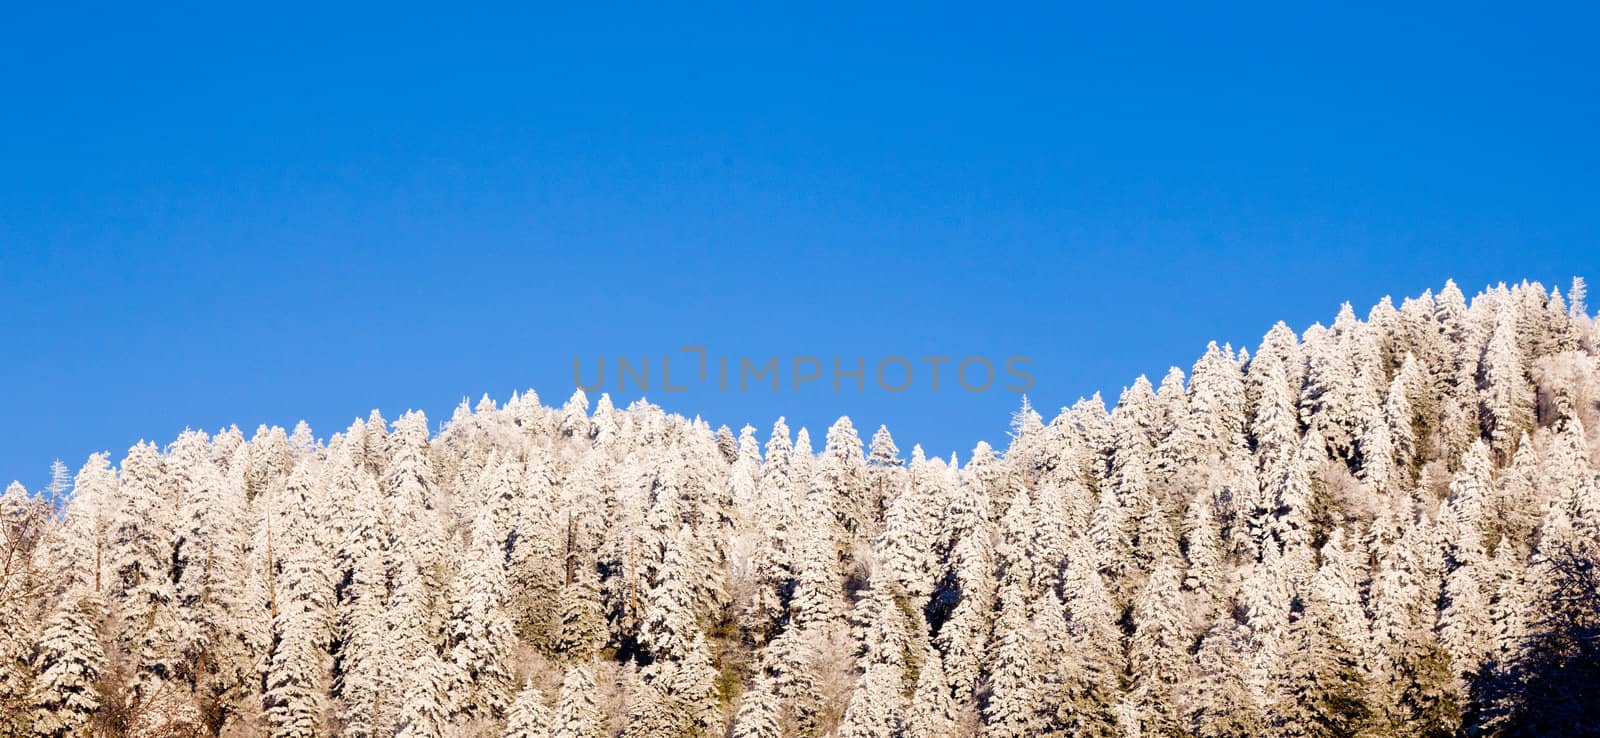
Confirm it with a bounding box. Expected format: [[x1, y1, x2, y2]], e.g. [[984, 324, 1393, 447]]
[[2, 278, 1598, 738]]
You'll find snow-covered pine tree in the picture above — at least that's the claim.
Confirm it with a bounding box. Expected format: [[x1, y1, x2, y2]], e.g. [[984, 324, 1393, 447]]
[[555, 557, 609, 660], [553, 666, 603, 738], [820, 416, 870, 538], [445, 507, 517, 723], [55, 454, 116, 594], [504, 681, 554, 738], [930, 526, 994, 701], [1057, 535, 1123, 737], [264, 459, 337, 738], [903, 644, 956, 738], [395, 651, 453, 738], [1186, 618, 1264, 738], [1127, 554, 1190, 736], [169, 429, 255, 714], [730, 675, 780, 738], [337, 542, 399, 738], [1479, 305, 1534, 463], [982, 582, 1042, 738], [866, 424, 903, 520], [28, 591, 106, 738], [1282, 562, 1374, 738], [107, 442, 188, 720]]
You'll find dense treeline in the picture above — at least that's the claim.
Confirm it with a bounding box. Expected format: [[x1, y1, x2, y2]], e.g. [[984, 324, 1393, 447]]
[[2, 278, 1599, 738]]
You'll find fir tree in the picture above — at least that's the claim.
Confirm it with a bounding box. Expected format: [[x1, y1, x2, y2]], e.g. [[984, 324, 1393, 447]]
[[395, 652, 453, 738], [904, 645, 956, 738], [730, 676, 780, 738], [445, 509, 517, 722], [553, 667, 603, 738], [504, 682, 553, 738], [983, 583, 1041, 738], [28, 592, 105, 738]]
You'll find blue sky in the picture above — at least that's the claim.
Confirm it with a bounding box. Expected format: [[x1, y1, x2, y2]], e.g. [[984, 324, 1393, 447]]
[[2, 2, 1597, 487]]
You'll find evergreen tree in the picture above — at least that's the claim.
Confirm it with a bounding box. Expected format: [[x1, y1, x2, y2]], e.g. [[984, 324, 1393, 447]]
[[504, 682, 554, 738], [28, 593, 105, 738], [395, 652, 453, 738], [639, 528, 701, 662], [820, 416, 870, 537], [835, 653, 905, 738], [931, 528, 994, 699], [904, 645, 956, 738], [553, 666, 603, 738], [56, 454, 115, 593], [1479, 306, 1533, 462], [337, 544, 399, 738], [555, 560, 608, 660], [1128, 555, 1189, 736], [1058, 536, 1123, 737], [730, 676, 780, 738], [1282, 585, 1373, 738], [983, 583, 1041, 738], [1187, 619, 1265, 738], [445, 509, 517, 722]]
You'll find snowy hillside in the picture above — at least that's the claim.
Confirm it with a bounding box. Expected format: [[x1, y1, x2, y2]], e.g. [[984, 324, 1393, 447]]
[[3, 278, 1599, 738]]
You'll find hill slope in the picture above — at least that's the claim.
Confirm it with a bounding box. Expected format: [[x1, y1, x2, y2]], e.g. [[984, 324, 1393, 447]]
[[3, 278, 1599, 737]]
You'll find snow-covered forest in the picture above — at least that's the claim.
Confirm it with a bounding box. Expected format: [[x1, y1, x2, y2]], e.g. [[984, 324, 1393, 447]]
[[4, 278, 1600, 738]]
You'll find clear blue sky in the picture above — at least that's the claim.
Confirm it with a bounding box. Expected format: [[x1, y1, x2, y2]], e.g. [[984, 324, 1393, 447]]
[[3, 3, 1597, 488]]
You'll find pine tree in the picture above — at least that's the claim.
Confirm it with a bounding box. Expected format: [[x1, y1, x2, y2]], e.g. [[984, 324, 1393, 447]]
[[904, 645, 956, 738], [559, 389, 592, 441], [55, 454, 115, 593], [262, 460, 337, 738], [108, 442, 186, 714], [1282, 582, 1373, 738], [820, 416, 870, 537], [1181, 487, 1225, 626], [1300, 312, 1365, 462], [983, 583, 1041, 738], [761, 626, 827, 738], [1439, 558, 1491, 690], [551, 666, 604, 738], [28, 592, 105, 738], [626, 631, 720, 738], [265, 597, 330, 738], [1433, 280, 1483, 466], [1240, 547, 1295, 710], [835, 658, 905, 738], [555, 560, 608, 660], [170, 429, 255, 714], [338, 544, 399, 738], [504, 681, 554, 738], [730, 676, 780, 738], [395, 652, 453, 738], [1314, 531, 1373, 667], [1384, 353, 1422, 485], [639, 528, 701, 662], [787, 525, 843, 631], [1186, 619, 1265, 738], [879, 478, 936, 603], [0, 482, 41, 737], [445, 509, 517, 722], [1127, 555, 1189, 736], [931, 528, 994, 699], [1480, 305, 1534, 463], [1058, 536, 1123, 737]]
